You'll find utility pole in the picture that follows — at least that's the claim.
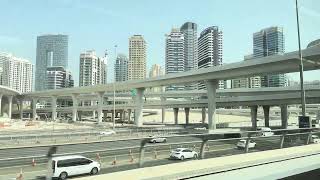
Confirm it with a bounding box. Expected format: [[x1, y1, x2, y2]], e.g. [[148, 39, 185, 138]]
[[113, 45, 117, 130], [295, 0, 306, 116]]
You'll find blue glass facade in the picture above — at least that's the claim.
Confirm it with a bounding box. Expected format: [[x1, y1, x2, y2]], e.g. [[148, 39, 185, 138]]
[[36, 34, 68, 91], [253, 27, 286, 87]]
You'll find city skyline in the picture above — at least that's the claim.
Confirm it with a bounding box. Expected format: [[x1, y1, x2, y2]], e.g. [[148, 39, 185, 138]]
[[0, 0, 319, 86]]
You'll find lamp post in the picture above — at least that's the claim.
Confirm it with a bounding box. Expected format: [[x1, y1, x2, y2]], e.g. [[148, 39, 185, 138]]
[[295, 0, 306, 117], [295, 0, 311, 129], [113, 45, 117, 130]]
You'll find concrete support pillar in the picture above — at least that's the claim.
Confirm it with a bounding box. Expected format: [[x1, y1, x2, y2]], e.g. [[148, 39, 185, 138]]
[[205, 80, 218, 131], [128, 109, 132, 122], [202, 107, 206, 124], [7, 96, 13, 119], [263, 105, 270, 127], [92, 111, 96, 119], [134, 88, 145, 127], [123, 110, 126, 121], [78, 112, 82, 121], [173, 108, 179, 124], [32, 98, 38, 120], [280, 104, 288, 129], [121, 110, 124, 121], [103, 111, 107, 122], [51, 96, 57, 121], [97, 92, 104, 124], [250, 105, 258, 130], [111, 111, 115, 124], [0, 94, 2, 116], [71, 94, 79, 122], [19, 98, 23, 120], [161, 97, 166, 124], [185, 107, 190, 125]]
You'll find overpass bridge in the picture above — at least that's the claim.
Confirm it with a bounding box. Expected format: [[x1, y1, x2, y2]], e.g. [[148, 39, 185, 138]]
[[1, 45, 320, 130], [13, 85, 320, 129]]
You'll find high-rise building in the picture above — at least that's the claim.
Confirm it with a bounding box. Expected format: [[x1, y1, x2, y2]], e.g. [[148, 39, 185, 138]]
[[232, 54, 262, 89], [128, 35, 146, 80], [35, 34, 68, 91], [180, 22, 198, 90], [46, 66, 74, 89], [114, 54, 128, 82], [79, 50, 106, 86], [0, 52, 8, 85], [165, 28, 185, 91], [231, 78, 249, 88], [149, 64, 164, 92], [198, 26, 225, 89], [253, 27, 286, 87], [180, 22, 198, 71], [1, 53, 33, 93], [149, 64, 163, 78]]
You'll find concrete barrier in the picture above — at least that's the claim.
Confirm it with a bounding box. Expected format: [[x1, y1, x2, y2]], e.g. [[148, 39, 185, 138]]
[[75, 144, 320, 180]]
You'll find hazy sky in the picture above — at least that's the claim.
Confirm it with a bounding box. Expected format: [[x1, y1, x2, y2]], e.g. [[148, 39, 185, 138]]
[[0, 0, 319, 86]]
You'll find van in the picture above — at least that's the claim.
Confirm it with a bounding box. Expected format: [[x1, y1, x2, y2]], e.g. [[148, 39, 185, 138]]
[[257, 127, 274, 137], [52, 155, 100, 180]]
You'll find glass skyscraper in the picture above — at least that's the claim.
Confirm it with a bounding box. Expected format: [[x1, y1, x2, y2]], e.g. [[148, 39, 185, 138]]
[[35, 34, 68, 91], [198, 26, 225, 90], [115, 54, 128, 82], [253, 27, 286, 87], [180, 22, 198, 90]]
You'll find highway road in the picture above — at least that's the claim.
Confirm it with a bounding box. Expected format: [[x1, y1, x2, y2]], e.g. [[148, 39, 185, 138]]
[[0, 136, 200, 166], [0, 135, 292, 180]]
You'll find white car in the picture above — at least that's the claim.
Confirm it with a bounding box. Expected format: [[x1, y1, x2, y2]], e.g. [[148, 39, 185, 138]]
[[194, 127, 207, 130], [99, 130, 116, 136], [237, 139, 256, 149], [310, 135, 320, 143], [257, 127, 274, 137], [149, 136, 167, 143], [169, 148, 198, 160], [52, 155, 101, 180]]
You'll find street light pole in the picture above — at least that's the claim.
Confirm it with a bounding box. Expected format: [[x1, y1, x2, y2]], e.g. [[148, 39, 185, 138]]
[[113, 45, 117, 130], [295, 0, 306, 116]]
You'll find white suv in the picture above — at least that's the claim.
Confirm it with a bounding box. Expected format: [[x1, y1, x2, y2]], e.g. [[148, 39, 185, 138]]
[[149, 136, 167, 143], [310, 135, 320, 143], [237, 139, 256, 149], [52, 155, 101, 180], [169, 148, 198, 160]]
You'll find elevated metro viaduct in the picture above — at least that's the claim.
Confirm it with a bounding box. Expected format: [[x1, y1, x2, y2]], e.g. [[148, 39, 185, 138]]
[[2, 45, 320, 131]]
